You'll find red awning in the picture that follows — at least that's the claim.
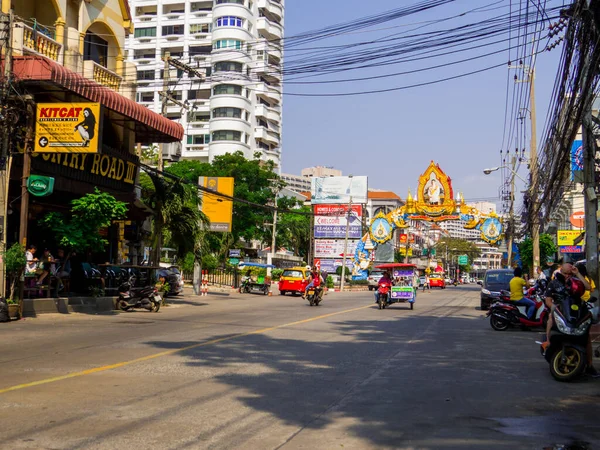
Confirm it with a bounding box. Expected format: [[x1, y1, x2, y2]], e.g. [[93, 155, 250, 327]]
[[11, 56, 183, 144]]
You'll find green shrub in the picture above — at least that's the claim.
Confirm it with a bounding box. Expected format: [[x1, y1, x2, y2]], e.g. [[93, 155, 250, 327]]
[[271, 268, 283, 281], [349, 279, 369, 286], [326, 275, 334, 289]]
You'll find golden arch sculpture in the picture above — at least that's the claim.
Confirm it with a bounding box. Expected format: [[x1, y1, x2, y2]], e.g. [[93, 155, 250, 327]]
[[353, 161, 503, 279]]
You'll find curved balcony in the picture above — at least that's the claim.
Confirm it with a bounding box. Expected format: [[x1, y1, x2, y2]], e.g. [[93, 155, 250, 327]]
[[212, 4, 255, 23], [255, 126, 280, 146], [257, 0, 283, 22], [209, 141, 252, 161], [210, 118, 251, 136], [257, 17, 283, 41], [212, 27, 253, 43], [210, 95, 251, 110], [255, 104, 281, 123], [255, 82, 282, 105]]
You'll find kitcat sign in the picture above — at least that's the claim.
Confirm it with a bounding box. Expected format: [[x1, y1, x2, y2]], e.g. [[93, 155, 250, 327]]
[[31, 152, 138, 185]]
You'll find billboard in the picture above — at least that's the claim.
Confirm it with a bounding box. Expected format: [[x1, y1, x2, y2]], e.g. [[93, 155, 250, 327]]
[[198, 177, 234, 232], [313, 258, 353, 273], [35, 103, 101, 153], [570, 140, 583, 182], [557, 230, 584, 246], [314, 239, 359, 258], [314, 204, 362, 238], [311, 176, 368, 204]]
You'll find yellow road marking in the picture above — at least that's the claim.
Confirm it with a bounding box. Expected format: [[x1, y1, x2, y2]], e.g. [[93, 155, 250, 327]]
[[0, 305, 371, 395]]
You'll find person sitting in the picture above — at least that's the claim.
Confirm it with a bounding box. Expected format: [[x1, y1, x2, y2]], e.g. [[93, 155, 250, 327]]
[[374, 271, 393, 304], [25, 245, 38, 275], [55, 248, 72, 292], [509, 267, 536, 319], [303, 266, 323, 299], [575, 262, 599, 378], [36, 248, 54, 286]]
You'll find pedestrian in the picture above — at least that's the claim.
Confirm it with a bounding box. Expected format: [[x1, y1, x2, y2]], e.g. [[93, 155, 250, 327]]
[[536, 266, 547, 281], [423, 274, 430, 292], [575, 262, 599, 377]]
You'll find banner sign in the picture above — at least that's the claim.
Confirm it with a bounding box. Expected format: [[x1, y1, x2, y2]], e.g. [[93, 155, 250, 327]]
[[229, 249, 241, 257], [311, 176, 368, 204], [557, 230, 584, 246], [560, 246, 584, 254], [199, 177, 234, 232], [570, 140, 583, 182], [314, 204, 362, 238], [314, 239, 358, 258], [392, 269, 414, 278], [35, 103, 101, 153], [313, 258, 353, 273], [391, 286, 415, 299]]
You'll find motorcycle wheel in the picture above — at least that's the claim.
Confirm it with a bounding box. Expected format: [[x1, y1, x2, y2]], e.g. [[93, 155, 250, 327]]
[[550, 347, 585, 381], [410, 302, 414, 310], [150, 301, 160, 313], [378, 298, 385, 310], [117, 299, 130, 311], [490, 315, 510, 331], [308, 297, 314, 306]]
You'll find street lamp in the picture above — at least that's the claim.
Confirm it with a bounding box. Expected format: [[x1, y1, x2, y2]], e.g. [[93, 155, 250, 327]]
[[482, 166, 527, 183]]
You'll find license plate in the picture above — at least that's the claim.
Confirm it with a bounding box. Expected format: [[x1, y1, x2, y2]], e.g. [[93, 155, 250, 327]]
[[308, 290, 315, 295], [289, 281, 295, 284]]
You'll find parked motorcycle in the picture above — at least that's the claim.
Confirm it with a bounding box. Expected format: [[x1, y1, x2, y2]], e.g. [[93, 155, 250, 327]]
[[377, 281, 392, 310], [239, 278, 251, 294], [487, 289, 548, 331], [539, 296, 597, 381], [117, 277, 161, 312], [306, 286, 323, 306]]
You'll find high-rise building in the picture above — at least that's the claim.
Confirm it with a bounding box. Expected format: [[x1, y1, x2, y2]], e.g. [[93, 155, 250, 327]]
[[127, 0, 284, 167], [281, 167, 342, 193], [301, 166, 343, 178]]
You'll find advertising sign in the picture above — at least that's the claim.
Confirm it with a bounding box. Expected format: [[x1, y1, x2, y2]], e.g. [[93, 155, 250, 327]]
[[27, 175, 54, 197], [229, 249, 242, 257], [314, 204, 363, 238], [391, 286, 415, 299], [560, 246, 584, 254], [198, 177, 234, 232], [557, 230, 584, 246], [314, 239, 358, 258], [569, 211, 585, 228], [392, 269, 414, 278], [34, 103, 101, 153], [313, 258, 353, 273], [571, 140, 583, 182], [311, 176, 368, 204]]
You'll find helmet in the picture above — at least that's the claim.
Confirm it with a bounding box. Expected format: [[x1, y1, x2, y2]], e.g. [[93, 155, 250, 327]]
[[566, 277, 586, 298], [306, 265, 311, 271]]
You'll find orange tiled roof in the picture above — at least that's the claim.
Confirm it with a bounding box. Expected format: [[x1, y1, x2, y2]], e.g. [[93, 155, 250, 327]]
[[368, 191, 402, 201]]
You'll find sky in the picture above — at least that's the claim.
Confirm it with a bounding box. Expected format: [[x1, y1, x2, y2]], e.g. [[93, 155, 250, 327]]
[[280, 0, 564, 208]]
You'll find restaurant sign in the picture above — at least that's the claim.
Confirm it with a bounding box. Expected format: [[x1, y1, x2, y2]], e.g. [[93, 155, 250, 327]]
[[27, 175, 55, 197], [34, 103, 101, 153]]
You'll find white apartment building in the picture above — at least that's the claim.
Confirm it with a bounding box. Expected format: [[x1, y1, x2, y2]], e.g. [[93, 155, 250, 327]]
[[127, 0, 284, 167], [301, 166, 343, 178], [281, 167, 342, 193]]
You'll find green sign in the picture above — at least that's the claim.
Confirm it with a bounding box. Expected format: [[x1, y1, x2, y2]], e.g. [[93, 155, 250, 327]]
[[229, 258, 240, 266], [27, 175, 55, 197], [458, 255, 468, 265]]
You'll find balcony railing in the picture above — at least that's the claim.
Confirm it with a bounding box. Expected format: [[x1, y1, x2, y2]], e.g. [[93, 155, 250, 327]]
[[84, 60, 123, 91], [20, 23, 62, 61]]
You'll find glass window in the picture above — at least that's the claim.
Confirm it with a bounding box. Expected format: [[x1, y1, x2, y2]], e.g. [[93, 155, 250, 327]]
[[137, 70, 155, 80], [134, 27, 156, 38], [190, 24, 210, 34], [212, 130, 241, 141], [162, 25, 184, 36], [213, 61, 243, 73], [213, 107, 242, 118], [215, 16, 243, 27], [213, 84, 242, 95], [216, 0, 244, 4], [187, 135, 211, 145]]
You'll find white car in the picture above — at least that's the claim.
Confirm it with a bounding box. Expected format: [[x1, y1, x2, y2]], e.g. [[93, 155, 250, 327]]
[[445, 277, 452, 284], [368, 270, 384, 291]]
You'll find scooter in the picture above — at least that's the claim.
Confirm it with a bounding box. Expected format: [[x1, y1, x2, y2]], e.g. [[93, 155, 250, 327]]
[[376, 281, 392, 310], [306, 286, 323, 306], [539, 296, 597, 382], [487, 290, 548, 331], [117, 277, 161, 312]]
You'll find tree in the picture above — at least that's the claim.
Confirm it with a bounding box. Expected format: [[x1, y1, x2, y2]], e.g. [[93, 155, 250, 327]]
[[434, 237, 482, 267], [3, 243, 26, 302], [275, 203, 311, 257], [41, 188, 128, 255], [518, 234, 557, 272]]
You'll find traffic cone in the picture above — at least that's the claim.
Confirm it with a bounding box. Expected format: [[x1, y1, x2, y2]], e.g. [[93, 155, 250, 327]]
[[268, 290, 273, 296]]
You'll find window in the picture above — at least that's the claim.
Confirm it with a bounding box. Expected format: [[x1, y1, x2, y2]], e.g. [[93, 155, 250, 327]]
[[84, 32, 108, 67], [190, 113, 210, 122], [137, 70, 155, 80], [213, 39, 243, 50], [162, 25, 184, 36], [134, 27, 156, 38], [136, 92, 155, 102], [213, 61, 243, 73], [186, 134, 211, 145], [213, 107, 242, 118], [216, 0, 244, 4], [215, 16, 243, 27], [190, 23, 211, 34], [212, 130, 241, 141], [213, 84, 242, 96]]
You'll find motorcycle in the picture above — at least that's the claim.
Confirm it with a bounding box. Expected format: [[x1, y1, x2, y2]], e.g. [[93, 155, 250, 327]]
[[539, 296, 597, 382], [117, 277, 161, 312], [306, 286, 323, 306], [377, 281, 392, 310], [239, 278, 251, 294], [487, 289, 548, 331]]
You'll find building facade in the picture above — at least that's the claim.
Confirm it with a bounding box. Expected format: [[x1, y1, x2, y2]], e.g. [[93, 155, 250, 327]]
[[127, 0, 284, 168], [281, 166, 342, 193]]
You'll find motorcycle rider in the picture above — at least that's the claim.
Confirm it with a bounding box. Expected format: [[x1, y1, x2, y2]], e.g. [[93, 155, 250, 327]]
[[509, 267, 536, 320], [303, 266, 323, 299], [575, 262, 599, 377], [542, 263, 591, 354], [374, 271, 393, 304]]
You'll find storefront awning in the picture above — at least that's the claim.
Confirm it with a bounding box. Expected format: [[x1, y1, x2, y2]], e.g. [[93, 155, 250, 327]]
[[11, 56, 184, 144]]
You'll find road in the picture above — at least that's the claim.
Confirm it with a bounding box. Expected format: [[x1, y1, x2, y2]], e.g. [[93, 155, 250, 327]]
[[0, 286, 599, 450]]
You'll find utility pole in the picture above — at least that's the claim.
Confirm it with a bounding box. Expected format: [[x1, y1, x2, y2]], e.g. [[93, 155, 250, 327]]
[[506, 155, 517, 268], [339, 175, 353, 292], [529, 65, 540, 278], [158, 51, 170, 173], [267, 183, 279, 278], [0, 9, 12, 297]]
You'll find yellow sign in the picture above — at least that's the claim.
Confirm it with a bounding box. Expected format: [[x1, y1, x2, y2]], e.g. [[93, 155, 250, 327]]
[[199, 177, 234, 232], [34, 102, 101, 153], [557, 230, 584, 246], [398, 247, 413, 256]]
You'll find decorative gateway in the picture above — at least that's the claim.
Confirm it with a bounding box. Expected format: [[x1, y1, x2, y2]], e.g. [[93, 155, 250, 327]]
[[354, 161, 504, 280]]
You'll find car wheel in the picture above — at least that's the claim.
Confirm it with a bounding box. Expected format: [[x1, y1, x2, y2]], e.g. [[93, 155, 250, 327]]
[[279, 291, 285, 296]]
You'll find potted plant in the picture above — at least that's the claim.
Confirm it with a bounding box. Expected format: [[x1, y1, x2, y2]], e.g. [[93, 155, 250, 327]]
[[3, 242, 27, 319]]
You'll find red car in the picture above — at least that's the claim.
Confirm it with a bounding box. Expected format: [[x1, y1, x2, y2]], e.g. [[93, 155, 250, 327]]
[[428, 274, 446, 289]]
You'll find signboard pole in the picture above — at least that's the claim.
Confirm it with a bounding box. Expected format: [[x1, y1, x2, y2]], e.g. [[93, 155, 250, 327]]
[[583, 102, 599, 291], [339, 186, 352, 292]]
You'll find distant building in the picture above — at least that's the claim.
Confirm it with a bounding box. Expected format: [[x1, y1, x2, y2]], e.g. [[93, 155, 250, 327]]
[[281, 166, 342, 193], [301, 166, 342, 178], [469, 201, 497, 215]]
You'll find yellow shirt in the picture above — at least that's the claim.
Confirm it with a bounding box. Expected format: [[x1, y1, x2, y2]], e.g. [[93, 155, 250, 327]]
[[582, 276, 596, 302], [509, 276, 526, 301]]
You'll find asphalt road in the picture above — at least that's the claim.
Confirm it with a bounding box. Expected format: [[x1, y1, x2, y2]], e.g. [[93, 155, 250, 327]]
[[0, 286, 599, 450]]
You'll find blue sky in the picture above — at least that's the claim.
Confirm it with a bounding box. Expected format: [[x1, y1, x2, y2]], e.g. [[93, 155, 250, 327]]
[[281, 0, 563, 207]]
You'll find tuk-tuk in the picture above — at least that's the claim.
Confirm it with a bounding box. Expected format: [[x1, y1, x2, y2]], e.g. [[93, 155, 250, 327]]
[[375, 263, 418, 310], [238, 262, 275, 295]]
